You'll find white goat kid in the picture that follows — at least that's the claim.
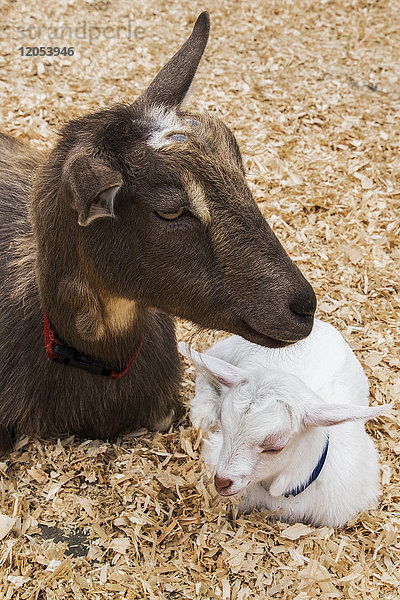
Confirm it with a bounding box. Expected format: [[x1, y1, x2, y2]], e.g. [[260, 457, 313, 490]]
[[179, 320, 390, 527]]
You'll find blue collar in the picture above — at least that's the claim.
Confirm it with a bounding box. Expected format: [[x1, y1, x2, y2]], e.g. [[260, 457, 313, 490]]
[[283, 435, 330, 498]]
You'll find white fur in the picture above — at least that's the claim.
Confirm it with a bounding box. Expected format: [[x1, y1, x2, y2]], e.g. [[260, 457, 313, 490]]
[[179, 320, 390, 527], [146, 106, 189, 149]]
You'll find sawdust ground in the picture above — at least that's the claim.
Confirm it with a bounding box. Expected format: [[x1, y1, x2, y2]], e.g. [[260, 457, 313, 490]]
[[0, 1, 399, 598]]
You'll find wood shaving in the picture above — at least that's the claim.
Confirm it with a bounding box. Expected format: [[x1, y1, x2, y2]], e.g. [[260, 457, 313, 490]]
[[0, 0, 399, 598]]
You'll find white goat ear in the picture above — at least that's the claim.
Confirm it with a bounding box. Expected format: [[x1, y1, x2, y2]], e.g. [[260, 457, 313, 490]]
[[302, 403, 391, 429], [178, 342, 247, 388]]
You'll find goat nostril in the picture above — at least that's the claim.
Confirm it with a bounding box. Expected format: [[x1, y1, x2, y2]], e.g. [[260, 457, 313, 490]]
[[214, 474, 233, 490]]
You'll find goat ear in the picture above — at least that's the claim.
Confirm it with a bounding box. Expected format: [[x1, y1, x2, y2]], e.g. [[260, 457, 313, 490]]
[[63, 155, 123, 226], [178, 342, 247, 388], [137, 12, 210, 109], [302, 403, 391, 429]]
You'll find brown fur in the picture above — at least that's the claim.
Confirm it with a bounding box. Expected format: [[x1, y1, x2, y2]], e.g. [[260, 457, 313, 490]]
[[0, 13, 315, 452]]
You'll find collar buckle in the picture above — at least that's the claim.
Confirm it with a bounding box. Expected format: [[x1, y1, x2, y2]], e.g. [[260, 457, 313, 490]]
[[52, 345, 111, 377]]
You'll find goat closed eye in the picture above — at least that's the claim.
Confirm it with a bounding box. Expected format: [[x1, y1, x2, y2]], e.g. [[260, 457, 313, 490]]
[[260, 433, 289, 454], [156, 208, 185, 220], [260, 442, 287, 454]]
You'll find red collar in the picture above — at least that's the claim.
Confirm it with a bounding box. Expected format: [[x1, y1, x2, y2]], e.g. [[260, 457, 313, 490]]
[[43, 310, 142, 381]]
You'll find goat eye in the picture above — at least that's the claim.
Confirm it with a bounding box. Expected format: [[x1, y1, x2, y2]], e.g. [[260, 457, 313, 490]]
[[261, 446, 284, 454], [156, 207, 185, 220]]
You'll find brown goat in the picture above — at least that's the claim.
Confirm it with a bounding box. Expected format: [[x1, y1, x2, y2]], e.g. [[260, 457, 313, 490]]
[[0, 13, 316, 451]]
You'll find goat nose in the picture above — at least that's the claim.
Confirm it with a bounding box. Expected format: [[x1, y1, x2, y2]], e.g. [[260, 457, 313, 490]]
[[289, 288, 317, 319], [214, 474, 233, 491]]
